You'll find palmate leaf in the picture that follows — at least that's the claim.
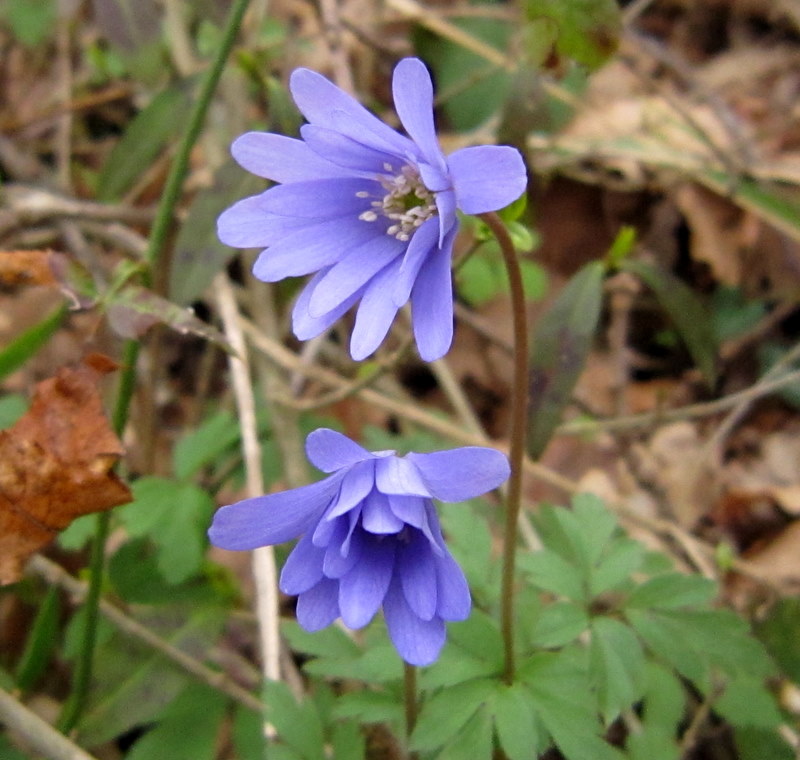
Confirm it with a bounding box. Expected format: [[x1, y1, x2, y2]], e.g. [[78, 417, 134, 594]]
[[527, 261, 605, 459]]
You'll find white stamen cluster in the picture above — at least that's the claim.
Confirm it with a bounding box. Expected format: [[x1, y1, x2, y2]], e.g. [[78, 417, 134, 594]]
[[357, 164, 437, 242]]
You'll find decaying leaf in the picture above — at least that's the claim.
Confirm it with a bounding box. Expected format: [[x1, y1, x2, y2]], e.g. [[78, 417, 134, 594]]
[[0, 356, 132, 584], [0, 250, 59, 289]]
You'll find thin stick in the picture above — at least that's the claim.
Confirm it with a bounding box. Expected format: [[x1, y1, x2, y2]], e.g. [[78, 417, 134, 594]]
[[214, 275, 281, 692], [0, 687, 100, 760], [479, 213, 530, 684]]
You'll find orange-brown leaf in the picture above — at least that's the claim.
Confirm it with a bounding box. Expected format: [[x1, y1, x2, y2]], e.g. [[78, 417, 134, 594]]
[[0, 357, 132, 584]]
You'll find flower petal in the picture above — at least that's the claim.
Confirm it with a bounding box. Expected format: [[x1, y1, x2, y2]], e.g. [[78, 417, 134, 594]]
[[301, 125, 402, 174], [325, 461, 375, 520], [338, 535, 395, 628], [350, 258, 403, 360], [375, 457, 432, 498], [435, 189, 458, 245], [362, 492, 405, 534], [398, 530, 438, 620], [434, 549, 471, 620], [387, 494, 428, 528], [447, 145, 527, 214], [252, 218, 380, 282], [383, 576, 446, 666], [309, 234, 405, 318], [393, 216, 439, 307], [290, 68, 413, 156], [217, 196, 309, 248], [323, 518, 362, 578], [256, 178, 378, 218], [279, 532, 325, 594], [207, 472, 343, 549], [297, 578, 340, 631], [392, 58, 447, 173], [292, 268, 364, 341], [406, 447, 510, 502], [306, 428, 374, 473], [410, 234, 456, 361], [231, 132, 351, 182]]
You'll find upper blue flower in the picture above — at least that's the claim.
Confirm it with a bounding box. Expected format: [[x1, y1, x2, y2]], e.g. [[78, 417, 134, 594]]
[[208, 428, 510, 666], [217, 57, 527, 361]]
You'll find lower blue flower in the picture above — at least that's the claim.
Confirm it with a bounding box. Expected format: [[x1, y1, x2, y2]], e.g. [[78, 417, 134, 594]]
[[208, 428, 510, 665]]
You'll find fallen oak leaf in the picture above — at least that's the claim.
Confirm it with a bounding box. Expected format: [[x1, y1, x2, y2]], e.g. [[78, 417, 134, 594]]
[[0, 250, 59, 289], [0, 355, 132, 584]]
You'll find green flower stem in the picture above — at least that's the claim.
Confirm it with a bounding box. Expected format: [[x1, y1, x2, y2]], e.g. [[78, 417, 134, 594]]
[[56, 0, 251, 733], [404, 662, 418, 757], [478, 212, 530, 684]]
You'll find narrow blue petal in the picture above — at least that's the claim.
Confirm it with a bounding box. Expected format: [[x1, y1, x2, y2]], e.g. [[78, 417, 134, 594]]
[[306, 428, 374, 473], [410, 235, 455, 361], [435, 549, 471, 620], [435, 190, 458, 246], [386, 494, 427, 528], [292, 268, 364, 341], [350, 257, 403, 360], [325, 461, 375, 520], [309, 234, 405, 318], [338, 536, 395, 628], [362, 492, 405, 534], [392, 217, 439, 307], [253, 218, 381, 282], [418, 162, 450, 193], [447, 145, 527, 214], [301, 125, 402, 174], [207, 472, 343, 550], [383, 576, 445, 666], [290, 69, 414, 156], [375, 457, 431, 498], [323, 519, 362, 578], [297, 578, 340, 631], [406, 447, 510, 502], [217, 196, 308, 248], [257, 178, 379, 218], [398, 530, 438, 621], [279, 532, 325, 594], [392, 59, 447, 173], [231, 133, 352, 182]]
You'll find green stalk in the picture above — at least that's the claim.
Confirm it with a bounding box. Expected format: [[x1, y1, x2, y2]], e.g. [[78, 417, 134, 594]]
[[57, 0, 251, 733], [478, 212, 530, 684], [404, 663, 419, 759]]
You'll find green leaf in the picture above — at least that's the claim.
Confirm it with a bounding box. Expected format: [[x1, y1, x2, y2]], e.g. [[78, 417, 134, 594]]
[[0, 305, 66, 382], [410, 678, 495, 753], [437, 704, 493, 760], [281, 620, 360, 661], [173, 409, 242, 480], [14, 586, 59, 692], [571, 492, 619, 566], [0, 394, 27, 428], [97, 84, 193, 201], [624, 573, 716, 610], [330, 721, 366, 760], [0, 733, 28, 760], [264, 680, 325, 760], [519, 258, 548, 302], [57, 514, 98, 551], [438, 501, 494, 596], [623, 259, 717, 385], [169, 163, 263, 305], [734, 727, 795, 760], [716, 675, 782, 729], [527, 261, 605, 459], [446, 611, 504, 668], [126, 684, 227, 760], [524, 0, 621, 71], [492, 683, 539, 760], [589, 538, 645, 597], [458, 247, 506, 305], [518, 548, 586, 601], [627, 662, 685, 760], [711, 287, 766, 343], [755, 598, 800, 683], [333, 691, 402, 726], [232, 705, 265, 760], [1, 0, 56, 46], [529, 601, 589, 648], [118, 477, 215, 584], [589, 617, 646, 721]]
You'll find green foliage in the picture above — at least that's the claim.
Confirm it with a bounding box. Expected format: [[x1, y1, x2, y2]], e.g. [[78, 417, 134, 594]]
[[0, 306, 66, 383], [527, 260, 605, 459], [14, 587, 59, 693], [623, 259, 718, 385], [0, 394, 27, 428], [0, 0, 56, 47]]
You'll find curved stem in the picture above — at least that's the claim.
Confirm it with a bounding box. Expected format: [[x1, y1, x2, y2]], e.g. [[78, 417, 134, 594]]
[[478, 212, 529, 684], [57, 0, 251, 732]]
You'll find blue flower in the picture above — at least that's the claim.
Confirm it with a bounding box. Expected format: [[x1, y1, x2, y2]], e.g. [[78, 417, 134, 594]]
[[208, 428, 510, 665], [217, 57, 526, 361]]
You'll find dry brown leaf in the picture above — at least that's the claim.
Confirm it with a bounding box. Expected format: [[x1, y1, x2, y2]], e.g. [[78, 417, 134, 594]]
[[0, 250, 58, 289], [0, 355, 132, 584]]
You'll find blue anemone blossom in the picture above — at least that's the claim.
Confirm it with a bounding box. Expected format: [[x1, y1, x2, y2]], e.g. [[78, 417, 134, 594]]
[[208, 428, 510, 666], [217, 57, 527, 361]]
